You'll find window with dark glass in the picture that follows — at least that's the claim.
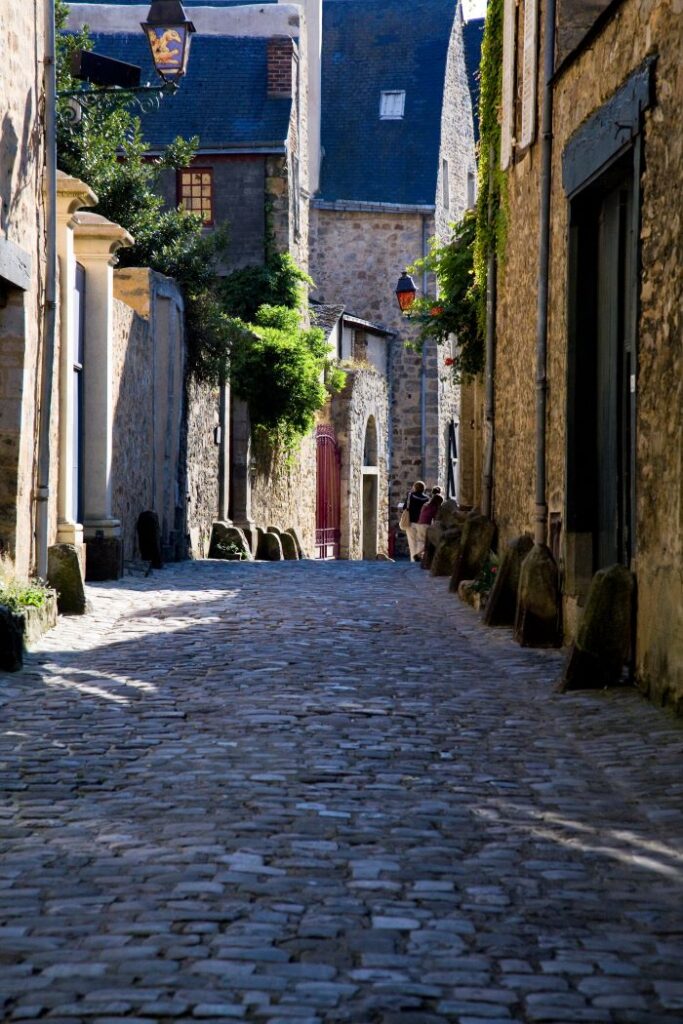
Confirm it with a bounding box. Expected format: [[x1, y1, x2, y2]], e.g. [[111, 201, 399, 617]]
[[178, 168, 214, 225]]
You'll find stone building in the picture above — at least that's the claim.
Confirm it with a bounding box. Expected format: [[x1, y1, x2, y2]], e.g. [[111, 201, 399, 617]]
[[67, 0, 322, 554], [309, 0, 481, 554], [0, 0, 52, 580], [487, 0, 682, 707]]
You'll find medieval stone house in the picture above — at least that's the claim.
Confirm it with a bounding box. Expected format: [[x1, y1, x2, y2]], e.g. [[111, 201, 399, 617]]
[[487, 0, 682, 707], [309, 0, 481, 554]]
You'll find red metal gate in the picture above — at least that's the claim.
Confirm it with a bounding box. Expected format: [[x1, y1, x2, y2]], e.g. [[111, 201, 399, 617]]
[[316, 425, 341, 559]]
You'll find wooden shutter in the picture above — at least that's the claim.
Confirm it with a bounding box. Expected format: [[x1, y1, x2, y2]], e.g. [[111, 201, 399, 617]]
[[500, 0, 517, 169], [520, 0, 539, 150]]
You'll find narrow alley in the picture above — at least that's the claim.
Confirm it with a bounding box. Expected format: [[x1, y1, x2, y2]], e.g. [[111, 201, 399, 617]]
[[1, 560, 682, 1024]]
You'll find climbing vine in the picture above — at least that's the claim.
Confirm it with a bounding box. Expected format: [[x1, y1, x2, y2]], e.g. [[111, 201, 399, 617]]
[[408, 211, 483, 379], [474, 0, 507, 338]]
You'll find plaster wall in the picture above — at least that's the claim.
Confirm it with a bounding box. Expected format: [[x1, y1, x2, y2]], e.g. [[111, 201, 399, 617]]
[[494, 0, 683, 706], [67, 4, 302, 38], [0, 0, 51, 577]]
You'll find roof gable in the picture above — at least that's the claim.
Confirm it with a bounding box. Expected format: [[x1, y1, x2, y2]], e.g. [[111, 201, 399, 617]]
[[319, 0, 460, 206]]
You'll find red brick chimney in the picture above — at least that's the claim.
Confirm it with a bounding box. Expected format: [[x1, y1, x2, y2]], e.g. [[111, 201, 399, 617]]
[[267, 37, 294, 97]]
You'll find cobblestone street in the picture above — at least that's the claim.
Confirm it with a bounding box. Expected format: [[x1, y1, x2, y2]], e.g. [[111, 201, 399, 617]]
[[1, 559, 682, 1024]]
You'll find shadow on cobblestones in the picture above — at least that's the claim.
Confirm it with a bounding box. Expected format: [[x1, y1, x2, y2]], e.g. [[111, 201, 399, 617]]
[[0, 560, 682, 1023]]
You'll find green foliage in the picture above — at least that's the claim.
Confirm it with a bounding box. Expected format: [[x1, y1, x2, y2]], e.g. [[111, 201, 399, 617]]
[[474, 0, 507, 337], [228, 306, 331, 449], [471, 552, 500, 595], [408, 211, 483, 379], [218, 253, 313, 322], [0, 556, 52, 613]]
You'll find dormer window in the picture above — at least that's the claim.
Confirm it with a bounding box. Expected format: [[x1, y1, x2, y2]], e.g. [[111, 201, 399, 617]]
[[380, 90, 405, 120]]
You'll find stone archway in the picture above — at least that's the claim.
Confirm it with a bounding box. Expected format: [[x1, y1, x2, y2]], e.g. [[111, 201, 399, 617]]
[[362, 415, 379, 559]]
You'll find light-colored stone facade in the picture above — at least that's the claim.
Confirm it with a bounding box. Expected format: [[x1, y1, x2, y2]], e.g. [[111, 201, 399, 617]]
[[330, 368, 389, 560], [310, 206, 462, 554], [491, 0, 683, 707], [0, 0, 50, 578]]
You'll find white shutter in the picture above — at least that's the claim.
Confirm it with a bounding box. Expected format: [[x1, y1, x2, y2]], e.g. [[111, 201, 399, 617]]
[[520, 0, 539, 150], [500, 0, 517, 170]]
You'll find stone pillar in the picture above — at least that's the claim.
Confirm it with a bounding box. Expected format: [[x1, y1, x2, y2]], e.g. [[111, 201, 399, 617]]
[[72, 212, 133, 579], [55, 173, 97, 550], [230, 397, 255, 531]]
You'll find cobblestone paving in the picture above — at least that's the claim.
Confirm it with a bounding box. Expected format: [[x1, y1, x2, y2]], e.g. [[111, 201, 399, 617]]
[[1, 559, 683, 1024]]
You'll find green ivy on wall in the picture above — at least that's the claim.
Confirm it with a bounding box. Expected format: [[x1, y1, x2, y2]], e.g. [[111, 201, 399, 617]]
[[474, 0, 507, 337]]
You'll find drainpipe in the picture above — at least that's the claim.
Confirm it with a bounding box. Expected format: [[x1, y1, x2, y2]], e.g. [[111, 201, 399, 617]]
[[36, 0, 58, 578], [482, 145, 497, 520], [420, 214, 429, 479], [533, 0, 557, 546]]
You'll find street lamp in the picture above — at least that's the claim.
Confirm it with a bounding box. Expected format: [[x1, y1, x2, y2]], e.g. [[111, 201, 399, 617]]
[[60, 0, 196, 117], [142, 0, 196, 85], [395, 270, 417, 314]]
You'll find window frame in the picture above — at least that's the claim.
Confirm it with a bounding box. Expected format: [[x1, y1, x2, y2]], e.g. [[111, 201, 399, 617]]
[[379, 90, 406, 120], [177, 166, 215, 227]]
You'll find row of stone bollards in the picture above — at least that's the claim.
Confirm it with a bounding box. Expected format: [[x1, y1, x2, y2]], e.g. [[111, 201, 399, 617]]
[[420, 500, 635, 692]]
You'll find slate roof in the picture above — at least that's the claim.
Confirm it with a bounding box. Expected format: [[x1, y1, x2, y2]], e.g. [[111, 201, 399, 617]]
[[462, 17, 485, 143], [310, 302, 345, 336], [82, 31, 292, 150], [319, 0, 460, 206]]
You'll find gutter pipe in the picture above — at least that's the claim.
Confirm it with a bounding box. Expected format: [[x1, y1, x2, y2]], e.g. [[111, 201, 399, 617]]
[[482, 145, 497, 519], [533, 0, 557, 546], [36, 0, 58, 578]]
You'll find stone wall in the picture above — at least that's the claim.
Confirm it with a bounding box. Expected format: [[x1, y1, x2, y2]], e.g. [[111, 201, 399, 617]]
[[184, 376, 221, 559], [493, 0, 683, 706], [112, 270, 188, 563], [0, 1, 50, 577], [250, 433, 317, 557], [330, 369, 389, 560], [110, 299, 153, 562]]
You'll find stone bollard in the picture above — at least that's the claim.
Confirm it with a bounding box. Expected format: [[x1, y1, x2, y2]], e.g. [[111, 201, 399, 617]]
[[280, 532, 299, 560], [285, 528, 305, 559], [209, 522, 252, 560], [47, 543, 88, 614], [514, 543, 561, 647], [559, 564, 635, 690], [262, 531, 284, 561], [431, 527, 463, 577], [483, 534, 534, 627], [449, 513, 496, 593]]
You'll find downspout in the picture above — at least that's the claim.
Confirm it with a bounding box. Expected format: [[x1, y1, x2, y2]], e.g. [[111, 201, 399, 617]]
[[36, 0, 58, 578], [420, 214, 428, 479], [482, 145, 497, 519], [533, 0, 557, 546]]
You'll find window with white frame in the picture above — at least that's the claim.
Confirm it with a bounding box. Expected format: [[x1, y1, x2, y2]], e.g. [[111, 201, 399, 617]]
[[380, 90, 405, 120]]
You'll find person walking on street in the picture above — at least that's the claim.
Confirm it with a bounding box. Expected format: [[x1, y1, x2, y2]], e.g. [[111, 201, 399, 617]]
[[415, 492, 444, 561], [403, 481, 429, 561]]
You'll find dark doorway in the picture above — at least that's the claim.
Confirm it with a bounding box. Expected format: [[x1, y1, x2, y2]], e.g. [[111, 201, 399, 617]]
[[315, 425, 341, 559], [567, 152, 637, 573]]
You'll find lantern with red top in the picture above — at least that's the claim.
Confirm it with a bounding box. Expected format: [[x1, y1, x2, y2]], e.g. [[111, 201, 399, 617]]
[[395, 270, 417, 315], [142, 0, 196, 86]]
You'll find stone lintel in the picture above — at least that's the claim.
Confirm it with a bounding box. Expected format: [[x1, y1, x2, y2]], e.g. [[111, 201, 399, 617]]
[[0, 236, 32, 292]]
